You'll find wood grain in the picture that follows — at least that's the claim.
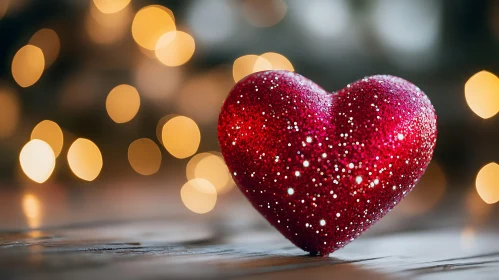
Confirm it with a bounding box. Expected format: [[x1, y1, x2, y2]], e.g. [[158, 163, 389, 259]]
[[1, 217, 498, 280]]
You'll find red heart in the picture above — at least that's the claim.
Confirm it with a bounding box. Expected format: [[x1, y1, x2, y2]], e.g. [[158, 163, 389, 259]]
[[218, 71, 437, 255]]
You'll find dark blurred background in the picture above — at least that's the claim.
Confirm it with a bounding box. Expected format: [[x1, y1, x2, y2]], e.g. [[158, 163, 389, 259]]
[[0, 0, 498, 240]]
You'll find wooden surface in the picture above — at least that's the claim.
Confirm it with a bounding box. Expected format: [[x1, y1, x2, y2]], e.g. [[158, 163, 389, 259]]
[[0, 220, 499, 279], [1, 217, 499, 279], [0, 182, 498, 280]]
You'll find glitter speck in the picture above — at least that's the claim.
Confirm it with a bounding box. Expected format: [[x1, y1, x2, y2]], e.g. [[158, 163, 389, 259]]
[[303, 160, 310, 167], [336, 213, 341, 217], [295, 171, 300, 177], [355, 176, 362, 184], [320, 219, 326, 226], [287, 188, 294, 195], [321, 153, 327, 158], [374, 179, 379, 185], [348, 163, 354, 169], [306, 136, 312, 143], [397, 133, 404, 140]]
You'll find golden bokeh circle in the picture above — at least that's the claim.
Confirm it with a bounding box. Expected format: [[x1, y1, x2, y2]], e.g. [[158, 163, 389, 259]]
[[186, 152, 233, 194], [465, 71, 499, 119], [252, 55, 273, 73], [87, 3, 132, 45], [67, 138, 103, 182], [156, 114, 179, 145], [106, 84, 141, 124], [260, 52, 294, 71], [128, 138, 162, 175], [132, 5, 176, 50], [155, 31, 195, 67], [29, 28, 60, 68], [181, 178, 217, 214], [233, 54, 264, 82], [92, 0, 131, 14], [31, 120, 64, 158], [161, 116, 200, 159], [12, 45, 45, 88], [186, 152, 211, 181], [476, 162, 499, 204], [19, 139, 55, 184]]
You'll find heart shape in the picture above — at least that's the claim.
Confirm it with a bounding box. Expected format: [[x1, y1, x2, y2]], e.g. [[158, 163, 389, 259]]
[[218, 71, 437, 255]]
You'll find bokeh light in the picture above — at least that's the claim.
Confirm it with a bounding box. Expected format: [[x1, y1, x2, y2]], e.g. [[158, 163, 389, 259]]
[[233, 54, 269, 83], [155, 31, 196, 67], [252, 55, 273, 72], [131, 5, 176, 50], [233, 53, 293, 83], [0, 88, 20, 139], [156, 114, 178, 145], [19, 139, 56, 184], [11, 45, 45, 88], [31, 120, 64, 157], [3, 0, 28, 15], [256, 52, 294, 72], [86, 3, 132, 45], [475, 162, 499, 204], [460, 226, 476, 251], [29, 28, 60, 68], [465, 71, 499, 119], [398, 162, 446, 215], [180, 178, 217, 214], [186, 153, 210, 181], [372, 0, 441, 55], [128, 138, 162, 176], [291, 0, 350, 40], [177, 67, 233, 125], [106, 84, 141, 124], [243, 0, 287, 28], [22, 193, 42, 229], [186, 1, 236, 45], [466, 188, 493, 226], [0, 0, 8, 19], [161, 116, 200, 159], [186, 152, 234, 194], [134, 57, 183, 103], [67, 138, 103, 182], [93, 0, 130, 14]]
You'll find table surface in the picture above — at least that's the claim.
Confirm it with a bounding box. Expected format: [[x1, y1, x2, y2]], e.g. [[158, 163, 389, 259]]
[[1, 219, 499, 280], [0, 181, 498, 280]]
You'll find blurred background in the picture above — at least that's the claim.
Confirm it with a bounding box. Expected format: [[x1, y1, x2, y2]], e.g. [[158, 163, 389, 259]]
[[0, 0, 498, 247]]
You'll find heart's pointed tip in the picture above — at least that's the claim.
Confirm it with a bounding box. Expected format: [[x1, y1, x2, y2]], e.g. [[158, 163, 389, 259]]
[[308, 250, 332, 257]]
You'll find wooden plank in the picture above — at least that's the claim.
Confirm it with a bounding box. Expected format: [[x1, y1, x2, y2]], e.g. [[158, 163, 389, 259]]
[[1, 218, 498, 280]]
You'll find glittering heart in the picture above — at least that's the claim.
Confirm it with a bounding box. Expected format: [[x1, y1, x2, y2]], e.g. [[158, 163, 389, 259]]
[[218, 71, 437, 256]]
